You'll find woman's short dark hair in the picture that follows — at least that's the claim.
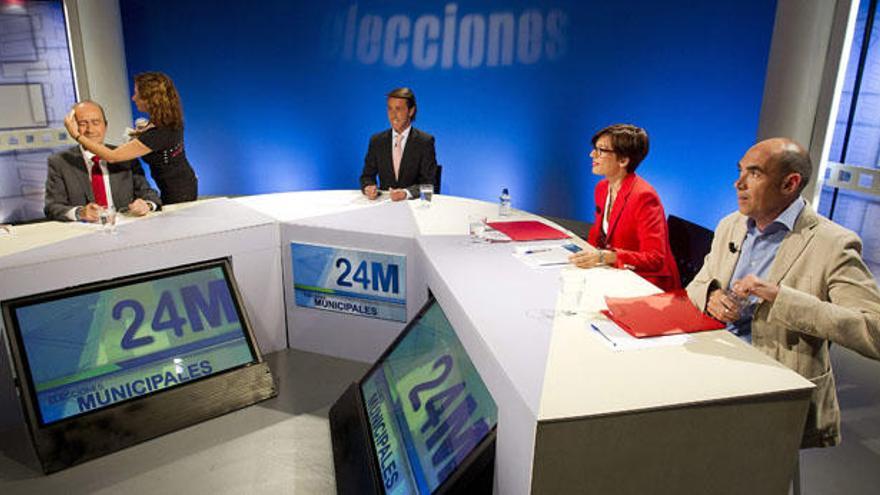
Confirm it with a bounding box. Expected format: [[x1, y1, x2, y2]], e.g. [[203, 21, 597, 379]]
[[591, 124, 650, 173], [387, 87, 417, 121]]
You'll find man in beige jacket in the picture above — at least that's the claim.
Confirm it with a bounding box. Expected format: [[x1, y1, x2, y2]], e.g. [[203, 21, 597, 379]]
[[687, 137, 880, 448]]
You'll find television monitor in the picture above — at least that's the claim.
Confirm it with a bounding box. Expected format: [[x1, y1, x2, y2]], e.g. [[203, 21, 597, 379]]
[[0, 257, 276, 473], [330, 295, 497, 494]]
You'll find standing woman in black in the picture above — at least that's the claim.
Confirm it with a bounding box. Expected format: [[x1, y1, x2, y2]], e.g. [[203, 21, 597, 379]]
[[64, 72, 198, 204]]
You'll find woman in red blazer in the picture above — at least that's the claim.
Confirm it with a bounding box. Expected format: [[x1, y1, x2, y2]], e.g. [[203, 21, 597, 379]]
[[569, 124, 681, 291]]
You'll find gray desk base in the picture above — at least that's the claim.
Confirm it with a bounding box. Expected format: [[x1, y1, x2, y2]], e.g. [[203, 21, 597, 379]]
[[532, 393, 809, 494]]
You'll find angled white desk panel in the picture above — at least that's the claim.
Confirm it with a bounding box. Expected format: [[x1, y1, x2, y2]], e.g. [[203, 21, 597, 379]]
[[416, 233, 813, 494], [416, 234, 563, 495], [408, 195, 500, 235], [0, 222, 88, 258], [408, 195, 582, 239], [234, 190, 390, 223], [0, 200, 212, 260], [0, 199, 286, 354], [416, 235, 559, 414], [529, 267, 813, 494], [539, 267, 814, 420], [0, 199, 272, 269], [289, 196, 418, 238], [280, 200, 425, 362]]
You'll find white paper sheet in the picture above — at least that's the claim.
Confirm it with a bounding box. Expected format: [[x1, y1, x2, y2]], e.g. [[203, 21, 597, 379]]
[[512, 242, 589, 268], [588, 319, 690, 352]]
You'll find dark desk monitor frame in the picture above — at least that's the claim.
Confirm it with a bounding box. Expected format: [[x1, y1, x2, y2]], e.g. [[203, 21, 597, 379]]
[[329, 294, 496, 495], [0, 257, 277, 473]]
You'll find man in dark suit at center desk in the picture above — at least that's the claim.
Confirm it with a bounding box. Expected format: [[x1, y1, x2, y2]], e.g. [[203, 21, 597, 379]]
[[44, 101, 160, 222], [359, 87, 437, 202]]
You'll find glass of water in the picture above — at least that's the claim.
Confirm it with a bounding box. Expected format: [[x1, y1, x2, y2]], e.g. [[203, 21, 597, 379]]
[[724, 289, 748, 320], [99, 205, 117, 234], [557, 271, 585, 316], [419, 184, 434, 206], [467, 214, 487, 243]]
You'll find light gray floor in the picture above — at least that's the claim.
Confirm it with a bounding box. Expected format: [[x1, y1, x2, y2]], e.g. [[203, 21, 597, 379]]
[[1, 341, 878, 494], [796, 263, 880, 494], [0, 349, 369, 495], [799, 345, 880, 494]]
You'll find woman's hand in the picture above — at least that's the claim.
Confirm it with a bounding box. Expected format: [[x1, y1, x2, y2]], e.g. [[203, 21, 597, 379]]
[[64, 110, 79, 139], [569, 250, 600, 268], [569, 249, 616, 268]]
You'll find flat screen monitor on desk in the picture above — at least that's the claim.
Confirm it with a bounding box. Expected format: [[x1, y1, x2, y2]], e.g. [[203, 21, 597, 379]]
[[0, 258, 276, 473], [330, 295, 498, 494]]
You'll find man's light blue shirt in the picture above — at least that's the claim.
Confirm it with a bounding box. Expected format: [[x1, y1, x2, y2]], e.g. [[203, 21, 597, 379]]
[[728, 197, 806, 342]]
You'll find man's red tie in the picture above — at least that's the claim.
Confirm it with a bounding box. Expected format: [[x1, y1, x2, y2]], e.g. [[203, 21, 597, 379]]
[[90, 155, 108, 207]]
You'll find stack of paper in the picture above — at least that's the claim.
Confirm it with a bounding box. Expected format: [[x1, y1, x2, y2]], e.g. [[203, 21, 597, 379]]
[[589, 319, 691, 351], [512, 243, 584, 268]]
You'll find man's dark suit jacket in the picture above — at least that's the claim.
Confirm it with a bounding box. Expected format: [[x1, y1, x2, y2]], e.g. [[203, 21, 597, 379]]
[[44, 146, 161, 221], [359, 127, 437, 199]]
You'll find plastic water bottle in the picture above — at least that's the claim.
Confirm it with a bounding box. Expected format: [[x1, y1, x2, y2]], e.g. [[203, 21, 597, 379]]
[[499, 188, 511, 216]]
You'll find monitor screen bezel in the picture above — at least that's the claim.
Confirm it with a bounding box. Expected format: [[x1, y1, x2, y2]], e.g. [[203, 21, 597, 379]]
[[356, 293, 497, 495], [1, 257, 264, 429]]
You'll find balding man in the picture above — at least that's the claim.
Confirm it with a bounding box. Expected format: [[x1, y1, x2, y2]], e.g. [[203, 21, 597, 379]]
[[45, 101, 160, 222], [687, 138, 880, 449]]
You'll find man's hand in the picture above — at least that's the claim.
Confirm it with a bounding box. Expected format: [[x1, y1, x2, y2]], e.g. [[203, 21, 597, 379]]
[[363, 184, 379, 200], [79, 203, 101, 222], [732, 275, 779, 303], [389, 189, 407, 201], [706, 288, 746, 323], [127, 198, 151, 216]]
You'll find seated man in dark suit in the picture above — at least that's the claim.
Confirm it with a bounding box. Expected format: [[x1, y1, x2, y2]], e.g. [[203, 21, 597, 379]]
[[44, 101, 160, 222], [359, 87, 437, 201]]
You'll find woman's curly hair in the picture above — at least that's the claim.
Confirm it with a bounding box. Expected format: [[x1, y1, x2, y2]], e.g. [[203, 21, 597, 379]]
[[135, 72, 184, 129]]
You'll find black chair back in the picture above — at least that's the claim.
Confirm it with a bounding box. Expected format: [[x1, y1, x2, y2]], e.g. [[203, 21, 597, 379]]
[[667, 215, 714, 287], [433, 164, 443, 194]]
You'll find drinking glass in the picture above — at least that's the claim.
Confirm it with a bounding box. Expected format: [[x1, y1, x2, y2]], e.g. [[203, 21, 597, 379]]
[[557, 272, 584, 316], [467, 214, 487, 243], [99, 205, 117, 234], [419, 184, 434, 206], [725, 289, 747, 320]]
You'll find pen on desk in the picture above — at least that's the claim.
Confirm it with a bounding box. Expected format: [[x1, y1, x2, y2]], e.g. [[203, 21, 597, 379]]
[[590, 323, 617, 347], [523, 248, 551, 255]]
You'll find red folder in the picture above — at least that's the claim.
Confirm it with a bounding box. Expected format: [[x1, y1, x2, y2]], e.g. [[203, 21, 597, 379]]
[[485, 220, 569, 241], [601, 290, 725, 338]]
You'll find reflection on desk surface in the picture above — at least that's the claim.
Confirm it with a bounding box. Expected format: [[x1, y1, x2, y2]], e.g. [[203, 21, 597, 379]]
[[0, 348, 368, 495], [0, 199, 218, 259]]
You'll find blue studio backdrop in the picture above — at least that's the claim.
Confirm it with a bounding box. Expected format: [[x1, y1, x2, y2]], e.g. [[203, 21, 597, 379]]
[[120, 0, 776, 229]]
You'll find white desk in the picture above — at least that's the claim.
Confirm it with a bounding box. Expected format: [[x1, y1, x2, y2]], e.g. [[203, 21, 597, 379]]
[[235, 192, 576, 362], [0, 198, 287, 354], [420, 235, 812, 494], [238, 191, 813, 494], [0, 192, 812, 494]]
